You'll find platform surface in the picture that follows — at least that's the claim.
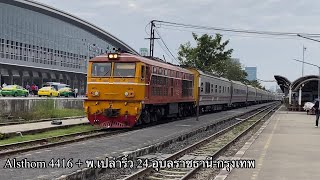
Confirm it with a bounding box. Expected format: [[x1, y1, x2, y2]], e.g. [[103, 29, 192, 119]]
[[225, 107, 320, 180]]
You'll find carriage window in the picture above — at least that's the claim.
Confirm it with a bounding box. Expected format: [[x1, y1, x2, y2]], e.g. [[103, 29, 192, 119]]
[[114, 63, 136, 77], [91, 62, 111, 77], [205, 82, 210, 94]]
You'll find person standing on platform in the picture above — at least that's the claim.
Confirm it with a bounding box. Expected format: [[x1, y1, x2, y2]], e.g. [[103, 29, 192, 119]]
[[313, 99, 320, 128]]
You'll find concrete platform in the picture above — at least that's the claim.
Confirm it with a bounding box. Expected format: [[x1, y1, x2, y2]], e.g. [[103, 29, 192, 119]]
[[220, 106, 320, 180], [0, 103, 274, 180], [0, 117, 88, 135]]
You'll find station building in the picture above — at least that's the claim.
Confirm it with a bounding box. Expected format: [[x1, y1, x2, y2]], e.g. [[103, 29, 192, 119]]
[[275, 75, 320, 109], [0, 0, 138, 94]]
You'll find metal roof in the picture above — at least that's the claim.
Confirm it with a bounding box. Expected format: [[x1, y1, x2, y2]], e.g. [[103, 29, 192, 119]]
[[291, 75, 319, 91], [0, 0, 139, 55], [274, 75, 291, 93]]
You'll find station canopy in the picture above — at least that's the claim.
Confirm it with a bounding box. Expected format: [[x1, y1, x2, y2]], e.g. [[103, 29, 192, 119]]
[[274, 75, 291, 93], [291, 75, 319, 91]]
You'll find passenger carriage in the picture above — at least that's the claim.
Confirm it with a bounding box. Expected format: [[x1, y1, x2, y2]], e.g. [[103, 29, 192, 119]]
[[230, 80, 248, 107], [188, 69, 232, 112], [246, 85, 256, 105]]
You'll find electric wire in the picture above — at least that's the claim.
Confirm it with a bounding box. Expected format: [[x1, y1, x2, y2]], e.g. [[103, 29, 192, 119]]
[[154, 20, 320, 37], [154, 27, 179, 64]]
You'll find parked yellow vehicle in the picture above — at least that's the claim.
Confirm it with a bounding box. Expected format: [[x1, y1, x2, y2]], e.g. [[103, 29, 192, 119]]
[[38, 86, 60, 97]]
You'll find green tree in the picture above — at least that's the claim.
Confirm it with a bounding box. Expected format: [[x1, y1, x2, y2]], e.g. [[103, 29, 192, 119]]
[[178, 33, 247, 82], [224, 59, 248, 82], [178, 33, 233, 76]]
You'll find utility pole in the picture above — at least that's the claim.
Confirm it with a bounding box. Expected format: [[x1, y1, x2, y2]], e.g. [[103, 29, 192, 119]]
[[149, 20, 155, 57], [302, 45, 306, 77], [145, 20, 159, 57], [293, 59, 320, 100]]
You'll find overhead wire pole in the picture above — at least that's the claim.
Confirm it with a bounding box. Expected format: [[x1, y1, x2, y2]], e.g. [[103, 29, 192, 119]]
[[293, 59, 320, 100], [296, 34, 320, 100], [145, 20, 159, 57], [302, 45, 306, 77]]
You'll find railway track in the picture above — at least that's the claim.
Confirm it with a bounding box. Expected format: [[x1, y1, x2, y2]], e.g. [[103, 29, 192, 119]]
[[0, 103, 276, 162], [0, 105, 266, 156], [122, 103, 280, 180], [0, 129, 127, 157]]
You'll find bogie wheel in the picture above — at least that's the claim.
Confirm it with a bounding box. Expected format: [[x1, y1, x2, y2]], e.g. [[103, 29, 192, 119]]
[[136, 117, 142, 126], [143, 111, 151, 124], [24, 93, 28, 97], [13, 92, 18, 97], [50, 93, 52, 97], [151, 113, 158, 122]]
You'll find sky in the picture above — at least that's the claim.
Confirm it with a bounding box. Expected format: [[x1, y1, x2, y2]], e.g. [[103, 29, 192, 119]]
[[36, 0, 320, 90]]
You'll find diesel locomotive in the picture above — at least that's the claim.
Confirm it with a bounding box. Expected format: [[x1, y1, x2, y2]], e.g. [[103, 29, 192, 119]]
[[84, 52, 280, 128]]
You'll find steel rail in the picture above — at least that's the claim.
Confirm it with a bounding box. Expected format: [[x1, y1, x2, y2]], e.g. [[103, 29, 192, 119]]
[[180, 104, 280, 180], [123, 103, 279, 180], [0, 129, 126, 157]]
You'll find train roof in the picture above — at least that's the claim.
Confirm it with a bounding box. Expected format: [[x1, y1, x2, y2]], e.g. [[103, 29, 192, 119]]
[[93, 53, 193, 74], [247, 85, 256, 89], [230, 80, 246, 86], [198, 70, 231, 82]]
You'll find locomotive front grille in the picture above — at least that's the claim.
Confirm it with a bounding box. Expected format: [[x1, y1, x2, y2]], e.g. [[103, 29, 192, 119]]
[[104, 108, 120, 117]]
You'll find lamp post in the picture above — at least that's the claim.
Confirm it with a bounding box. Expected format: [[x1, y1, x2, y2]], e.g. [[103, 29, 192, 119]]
[[301, 46, 307, 77], [302, 46, 306, 77], [293, 59, 320, 100]]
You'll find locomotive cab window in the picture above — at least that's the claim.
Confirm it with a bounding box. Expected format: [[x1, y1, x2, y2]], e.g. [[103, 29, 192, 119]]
[[114, 63, 136, 77], [141, 65, 145, 80], [91, 62, 111, 77]]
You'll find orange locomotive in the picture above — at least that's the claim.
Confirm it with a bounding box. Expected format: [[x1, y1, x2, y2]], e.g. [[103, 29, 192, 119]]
[[84, 53, 195, 128]]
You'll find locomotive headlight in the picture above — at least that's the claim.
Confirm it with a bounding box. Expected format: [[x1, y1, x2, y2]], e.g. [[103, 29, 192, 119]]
[[108, 53, 119, 60], [91, 91, 100, 96], [124, 92, 129, 97]]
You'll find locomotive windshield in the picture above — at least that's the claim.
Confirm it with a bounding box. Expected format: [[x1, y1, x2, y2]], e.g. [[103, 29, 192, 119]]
[[91, 62, 111, 77], [114, 63, 135, 77]]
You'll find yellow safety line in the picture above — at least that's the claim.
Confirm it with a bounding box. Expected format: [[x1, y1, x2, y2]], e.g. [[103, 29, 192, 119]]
[[251, 115, 280, 180]]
